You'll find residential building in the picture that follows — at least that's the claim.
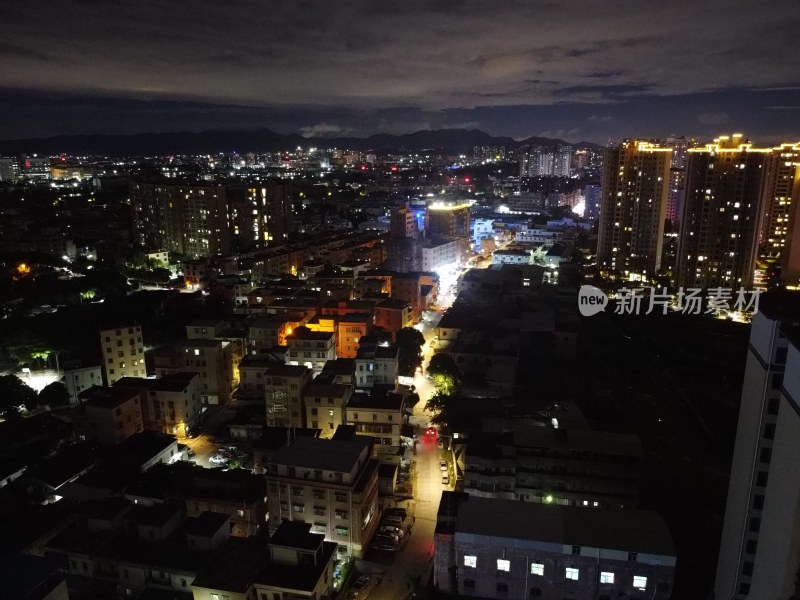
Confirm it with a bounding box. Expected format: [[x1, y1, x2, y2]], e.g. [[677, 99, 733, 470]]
[[266, 431, 380, 558], [99, 324, 145, 385], [0, 157, 20, 181], [677, 134, 771, 289], [192, 522, 336, 600], [155, 339, 234, 405], [307, 312, 372, 359], [82, 386, 144, 446], [355, 344, 399, 389], [715, 292, 800, 599], [597, 140, 672, 280], [434, 492, 676, 600], [374, 298, 413, 338], [285, 327, 336, 373], [115, 372, 203, 437], [346, 389, 406, 447], [464, 426, 642, 509], [762, 143, 800, 285], [583, 184, 601, 221], [421, 236, 467, 272], [264, 364, 314, 428], [427, 202, 471, 238], [304, 379, 353, 437], [492, 248, 532, 265], [62, 363, 102, 405]]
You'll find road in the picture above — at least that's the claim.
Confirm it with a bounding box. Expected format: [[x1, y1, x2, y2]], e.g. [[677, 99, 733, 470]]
[[367, 311, 448, 600]]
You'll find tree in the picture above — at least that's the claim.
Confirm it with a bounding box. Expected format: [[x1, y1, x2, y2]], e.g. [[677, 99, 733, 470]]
[[0, 374, 38, 418], [396, 327, 425, 377], [428, 353, 460, 396], [39, 381, 70, 407]]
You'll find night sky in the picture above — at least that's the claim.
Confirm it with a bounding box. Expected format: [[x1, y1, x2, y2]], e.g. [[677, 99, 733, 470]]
[[2, 0, 799, 144]]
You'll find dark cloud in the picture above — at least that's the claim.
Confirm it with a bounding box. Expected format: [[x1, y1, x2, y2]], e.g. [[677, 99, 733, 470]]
[[0, 0, 798, 142]]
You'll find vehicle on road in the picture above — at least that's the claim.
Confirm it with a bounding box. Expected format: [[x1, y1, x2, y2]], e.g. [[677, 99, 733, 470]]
[[385, 507, 407, 519], [439, 459, 448, 471], [209, 454, 228, 465], [373, 543, 397, 552], [383, 516, 403, 527], [442, 472, 450, 485], [375, 533, 400, 544]]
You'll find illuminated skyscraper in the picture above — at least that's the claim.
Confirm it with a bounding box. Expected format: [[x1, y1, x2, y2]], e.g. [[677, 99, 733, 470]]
[[760, 144, 800, 286], [596, 140, 672, 279], [427, 203, 471, 238], [676, 134, 771, 289]]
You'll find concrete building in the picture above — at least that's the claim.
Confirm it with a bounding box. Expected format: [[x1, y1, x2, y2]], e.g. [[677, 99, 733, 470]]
[[285, 327, 336, 373], [374, 298, 413, 338], [677, 134, 771, 289], [115, 372, 203, 437], [0, 157, 20, 181], [492, 248, 532, 265], [82, 386, 145, 446], [464, 427, 642, 509], [584, 184, 602, 221], [62, 363, 102, 405], [99, 324, 145, 385], [155, 339, 234, 405], [261, 364, 314, 428], [346, 389, 406, 447], [266, 432, 380, 558], [762, 143, 800, 286], [597, 141, 672, 280], [434, 492, 676, 600], [304, 379, 353, 437], [715, 293, 800, 599], [355, 344, 399, 389], [428, 202, 471, 238], [421, 236, 466, 272]]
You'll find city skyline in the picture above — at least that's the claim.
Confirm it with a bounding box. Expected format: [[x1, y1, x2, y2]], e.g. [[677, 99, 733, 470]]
[[1, 0, 799, 142]]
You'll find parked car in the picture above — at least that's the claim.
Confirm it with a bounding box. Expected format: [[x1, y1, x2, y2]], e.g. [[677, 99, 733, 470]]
[[380, 525, 403, 537], [385, 507, 407, 519], [442, 472, 450, 485], [350, 575, 370, 597], [376, 532, 400, 543], [439, 459, 448, 471], [373, 543, 397, 552], [209, 454, 228, 465]]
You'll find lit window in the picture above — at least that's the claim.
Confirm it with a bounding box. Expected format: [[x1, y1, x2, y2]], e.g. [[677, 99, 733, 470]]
[[194, 349, 200, 356], [531, 563, 544, 576], [464, 555, 477, 568], [497, 559, 510, 572], [633, 575, 647, 590], [600, 571, 614, 584], [566, 567, 579, 581]]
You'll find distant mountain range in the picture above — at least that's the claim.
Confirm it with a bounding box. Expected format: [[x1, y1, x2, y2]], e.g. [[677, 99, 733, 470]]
[[0, 128, 601, 157]]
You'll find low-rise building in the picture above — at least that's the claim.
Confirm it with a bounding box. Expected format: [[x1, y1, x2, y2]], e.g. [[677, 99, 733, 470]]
[[285, 327, 336, 374], [62, 363, 102, 405], [115, 372, 203, 437], [346, 389, 406, 447], [355, 344, 399, 389], [155, 339, 234, 405], [99, 324, 145, 385], [374, 298, 413, 338], [266, 431, 380, 558], [304, 380, 353, 437], [264, 364, 314, 428], [434, 492, 676, 600], [82, 386, 144, 446]]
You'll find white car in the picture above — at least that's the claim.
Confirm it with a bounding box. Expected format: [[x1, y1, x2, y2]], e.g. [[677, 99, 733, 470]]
[[209, 454, 228, 465]]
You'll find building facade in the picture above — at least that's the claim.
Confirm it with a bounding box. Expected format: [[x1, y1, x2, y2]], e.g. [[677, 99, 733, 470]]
[[99, 325, 145, 385]]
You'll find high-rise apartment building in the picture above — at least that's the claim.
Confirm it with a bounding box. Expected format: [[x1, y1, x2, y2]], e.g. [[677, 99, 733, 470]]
[[519, 145, 572, 177], [427, 203, 471, 238], [0, 157, 20, 181], [99, 325, 146, 385], [761, 143, 800, 285], [130, 179, 294, 258], [715, 293, 800, 600], [677, 134, 771, 289], [596, 141, 672, 279]]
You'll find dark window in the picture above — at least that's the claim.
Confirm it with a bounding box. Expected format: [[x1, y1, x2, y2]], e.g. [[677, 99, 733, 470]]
[[529, 587, 542, 597], [753, 495, 765, 510], [571, 545, 581, 555], [463, 580, 475, 590], [745, 539, 758, 554], [739, 583, 751, 594], [627, 552, 638, 562], [756, 471, 768, 487], [768, 398, 780, 415], [775, 347, 788, 364], [750, 517, 761, 533], [760, 448, 772, 464], [496, 583, 508, 594], [764, 424, 776, 440], [742, 562, 753, 576], [771, 373, 784, 390]]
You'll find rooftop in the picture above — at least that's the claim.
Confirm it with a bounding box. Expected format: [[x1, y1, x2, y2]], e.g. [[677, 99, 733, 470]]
[[184, 511, 231, 538], [268, 520, 323, 552], [269, 435, 372, 473], [82, 385, 140, 409], [439, 492, 675, 558]]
